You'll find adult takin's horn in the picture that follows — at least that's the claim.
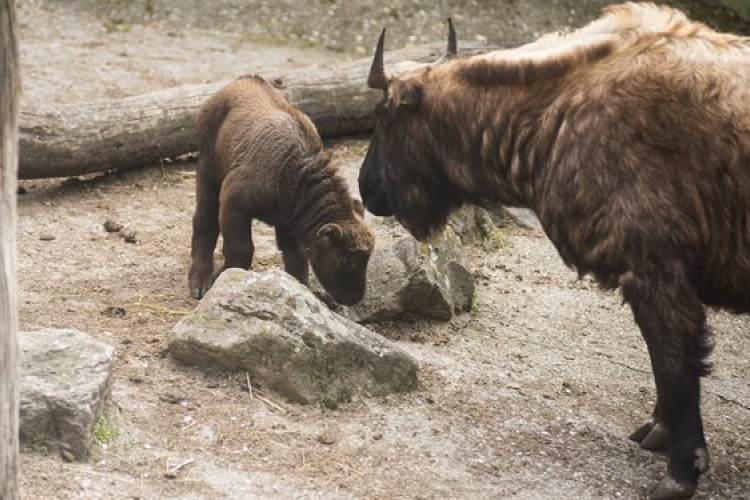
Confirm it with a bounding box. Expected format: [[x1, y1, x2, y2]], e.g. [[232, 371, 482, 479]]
[[436, 17, 457, 63], [367, 28, 389, 91], [446, 17, 457, 58]]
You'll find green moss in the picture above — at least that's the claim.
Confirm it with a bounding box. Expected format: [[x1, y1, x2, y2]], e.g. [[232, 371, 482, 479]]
[[219, 303, 277, 320], [483, 228, 510, 251]]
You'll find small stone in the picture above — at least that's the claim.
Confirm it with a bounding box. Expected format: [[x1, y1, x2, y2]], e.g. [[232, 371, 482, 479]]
[[121, 230, 138, 243], [103, 219, 123, 233], [102, 306, 126, 318], [317, 428, 340, 445], [39, 234, 55, 241], [159, 393, 183, 405]]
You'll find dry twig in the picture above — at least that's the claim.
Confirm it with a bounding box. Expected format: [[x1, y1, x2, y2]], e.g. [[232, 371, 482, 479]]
[[165, 458, 195, 479], [256, 392, 287, 414]]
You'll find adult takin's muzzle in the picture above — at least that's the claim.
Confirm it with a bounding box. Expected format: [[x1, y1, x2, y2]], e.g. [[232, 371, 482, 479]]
[[358, 137, 393, 216]]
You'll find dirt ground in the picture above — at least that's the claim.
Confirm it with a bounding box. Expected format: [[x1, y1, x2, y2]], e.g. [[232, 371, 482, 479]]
[[14, 1, 750, 499]]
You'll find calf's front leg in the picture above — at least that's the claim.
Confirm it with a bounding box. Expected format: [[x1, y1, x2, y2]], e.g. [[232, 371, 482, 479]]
[[214, 184, 255, 281], [275, 228, 309, 285]]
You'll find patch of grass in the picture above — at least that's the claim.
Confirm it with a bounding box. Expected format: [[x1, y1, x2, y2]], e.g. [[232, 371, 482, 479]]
[[482, 228, 510, 251], [93, 411, 119, 446], [103, 19, 132, 33], [470, 291, 479, 313]]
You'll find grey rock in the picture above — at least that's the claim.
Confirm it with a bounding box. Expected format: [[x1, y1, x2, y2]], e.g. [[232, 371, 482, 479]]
[[502, 206, 543, 230], [19, 328, 115, 460], [169, 269, 418, 404], [340, 227, 475, 323], [448, 205, 496, 244]]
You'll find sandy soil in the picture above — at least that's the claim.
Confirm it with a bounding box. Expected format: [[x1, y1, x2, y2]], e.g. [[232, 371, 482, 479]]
[[14, 1, 750, 499]]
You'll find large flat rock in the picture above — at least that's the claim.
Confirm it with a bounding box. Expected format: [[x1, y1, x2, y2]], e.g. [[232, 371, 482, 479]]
[[169, 269, 419, 404], [19, 328, 115, 460]]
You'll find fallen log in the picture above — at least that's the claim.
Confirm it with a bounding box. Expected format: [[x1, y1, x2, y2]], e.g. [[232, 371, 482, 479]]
[[19, 39, 515, 180]]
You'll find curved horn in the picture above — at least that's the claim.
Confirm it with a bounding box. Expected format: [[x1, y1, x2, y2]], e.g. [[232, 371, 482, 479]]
[[435, 18, 458, 64], [446, 17, 457, 59], [367, 28, 389, 91]]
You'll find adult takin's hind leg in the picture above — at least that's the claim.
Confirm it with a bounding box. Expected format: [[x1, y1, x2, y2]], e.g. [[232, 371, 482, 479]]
[[620, 265, 713, 500], [275, 227, 309, 285], [188, 164, 220, 299]]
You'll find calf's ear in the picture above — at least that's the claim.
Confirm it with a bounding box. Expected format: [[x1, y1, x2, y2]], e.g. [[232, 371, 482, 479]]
[[317, 223, 344, 241], [389, 80, 423, 109], [352, 199, 365, 217]]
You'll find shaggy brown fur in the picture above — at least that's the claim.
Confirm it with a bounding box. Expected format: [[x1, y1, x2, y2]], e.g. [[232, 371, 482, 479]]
[[359, 4, 750, 498], [190, 76, 374, 306]]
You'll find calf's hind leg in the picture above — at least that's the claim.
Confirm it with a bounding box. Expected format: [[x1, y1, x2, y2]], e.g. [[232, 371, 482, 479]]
[[188, 164, 220, 299], [275, 227, 309, 285], [621, 266, 713, 499]]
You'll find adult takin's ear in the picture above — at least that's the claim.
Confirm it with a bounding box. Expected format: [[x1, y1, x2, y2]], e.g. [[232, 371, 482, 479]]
[[317, 223, 344, 241], [389, 80, 423, 109], [352, 199, 365, 217]]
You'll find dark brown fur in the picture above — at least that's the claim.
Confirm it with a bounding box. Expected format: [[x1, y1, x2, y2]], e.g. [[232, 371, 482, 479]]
[[190, 76, 374, 305], [359, 4, 750, 498]]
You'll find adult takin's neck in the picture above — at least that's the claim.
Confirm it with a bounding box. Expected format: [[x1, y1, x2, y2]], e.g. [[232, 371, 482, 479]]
[[419, 74, 559, 212]]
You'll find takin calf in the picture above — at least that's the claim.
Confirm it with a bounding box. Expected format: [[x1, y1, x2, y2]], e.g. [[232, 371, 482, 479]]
[[359, 4, 750, 499], [189, 75, 374, 306]]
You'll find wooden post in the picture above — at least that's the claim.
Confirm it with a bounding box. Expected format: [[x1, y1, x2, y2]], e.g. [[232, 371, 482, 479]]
[[0, 0, 20, 498]]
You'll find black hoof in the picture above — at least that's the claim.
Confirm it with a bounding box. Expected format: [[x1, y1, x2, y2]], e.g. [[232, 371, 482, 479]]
[[630, 419, 655, 443], [648, 448, 708, 500], [630, 419, 669, 450], [648, 476, 696, 500], [641, 423, 669, 450]]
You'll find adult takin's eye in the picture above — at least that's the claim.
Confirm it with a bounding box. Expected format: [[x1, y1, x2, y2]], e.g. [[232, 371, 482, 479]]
[[338, 256, 351, 268]]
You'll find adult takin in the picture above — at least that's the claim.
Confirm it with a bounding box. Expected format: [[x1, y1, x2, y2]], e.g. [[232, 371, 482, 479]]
[[189, 75, 374, 306], [359, 4, 750, 499]]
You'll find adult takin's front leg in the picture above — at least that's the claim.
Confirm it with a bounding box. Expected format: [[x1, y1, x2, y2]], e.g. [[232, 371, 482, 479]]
[[620, 266, 713, 500], [214, 182, 255, 282], [275, 227, 309, 285], [188, 164, 220, 299]]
